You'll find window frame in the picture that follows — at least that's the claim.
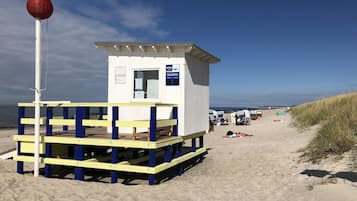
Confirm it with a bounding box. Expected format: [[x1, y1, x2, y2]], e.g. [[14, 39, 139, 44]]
[[132, 68, 160, 102]]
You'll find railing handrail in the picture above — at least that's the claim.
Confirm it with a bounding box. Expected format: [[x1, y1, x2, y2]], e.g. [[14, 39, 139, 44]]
[[18, 102, 178, 107]]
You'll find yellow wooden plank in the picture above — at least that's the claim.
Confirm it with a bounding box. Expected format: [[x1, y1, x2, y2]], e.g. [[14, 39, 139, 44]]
[[20, 142, 45, 154], [102, 115, 108, 120], [83, 150, 165, 165], [14, 135, 152, 149], [46, 136, 154, 148], [13, 135, 45, 142], [19, 102, 177, 108], [14, 155, 150, 174], [14, 148, 206, 174], [182, 131, 206, 141], [18, 103, 36, 107], [82, 120, 111, 127], [116, 120, 150, 128], [13, 155, 42, 163], [109, 102, 155, 107], [116, 119, 177, 128], [153, 148, 207, 173], [156, 119, 177, 128], [49, 119, 75, 126], [49, 158, 155, 173], [154, 103, 178, 107], [13, 135, 183, 149], [20, 118, 46, 125], [155, 137, 183, 149]]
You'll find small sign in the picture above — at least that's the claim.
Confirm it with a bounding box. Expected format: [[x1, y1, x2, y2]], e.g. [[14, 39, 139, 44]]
[[166, 64, 179, 86], [115, 66, 126, 84]]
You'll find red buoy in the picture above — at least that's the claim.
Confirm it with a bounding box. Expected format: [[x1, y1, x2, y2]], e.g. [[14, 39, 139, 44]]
[[26, 0, 53, 20]]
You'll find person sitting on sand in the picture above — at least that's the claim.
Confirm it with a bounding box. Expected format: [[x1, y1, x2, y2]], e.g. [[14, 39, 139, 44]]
[[225, 130, 253, 138]]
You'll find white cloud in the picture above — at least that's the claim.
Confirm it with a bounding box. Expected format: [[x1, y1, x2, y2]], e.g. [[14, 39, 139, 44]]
[[116, 2, 168, 37], [0, 0, 167, 104], [58, 0, 168, 37]]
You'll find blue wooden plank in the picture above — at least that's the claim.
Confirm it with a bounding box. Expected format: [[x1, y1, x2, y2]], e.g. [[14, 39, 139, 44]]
[[17, 107, 25, 135], [191, 138, 196, 152], [150, 107, 157, 141], [111, 147, 118, 183], [199, 136, 204, 148], [148, 150, 156, 185], [74, 107, 85, 181], [164, 146, 172, 162], [98, 107, 104, 120], [176, 143, 183, 176], [112, 107, 118, 139], [63, 107, 69, 132], [111, 106, 119, 183], [199, 136, 204, 162], [17, 106, 24, 174], [172, 107, 178, 136], [148, 106, 157, 185], [45, 107, 53, 178]]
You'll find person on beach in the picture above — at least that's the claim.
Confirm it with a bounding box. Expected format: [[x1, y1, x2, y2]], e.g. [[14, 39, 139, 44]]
[[225, 130, 253, 138]]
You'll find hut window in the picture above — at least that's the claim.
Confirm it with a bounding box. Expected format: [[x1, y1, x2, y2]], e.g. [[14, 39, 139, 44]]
[[133, 70, 159, 99]]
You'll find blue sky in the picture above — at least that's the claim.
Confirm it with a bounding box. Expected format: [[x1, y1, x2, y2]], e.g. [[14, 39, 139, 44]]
[[1, 0, 357, 106]]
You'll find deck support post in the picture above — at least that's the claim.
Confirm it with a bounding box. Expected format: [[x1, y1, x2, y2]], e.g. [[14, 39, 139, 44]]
[[176, 143, 183, 176], [111, 106, 119, 183], [63, 107, 68, 132], [98, 107, 104, 120], [45, 107, 53, 177], [148, 106, 157, 185], [199, 135, 204, 162], [74, 107, 85, 181], [17, 106, 25, 174], [172, 107, 182, 175], [192, 137, 196, 152], [164, 146, 172, 162]]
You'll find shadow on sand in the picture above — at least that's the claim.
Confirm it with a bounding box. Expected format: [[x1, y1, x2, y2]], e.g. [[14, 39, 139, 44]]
[[301, 169, 357, 182]]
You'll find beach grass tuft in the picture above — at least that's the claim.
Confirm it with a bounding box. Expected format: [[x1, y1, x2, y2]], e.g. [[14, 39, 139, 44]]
[[290, 92, 357, 162]]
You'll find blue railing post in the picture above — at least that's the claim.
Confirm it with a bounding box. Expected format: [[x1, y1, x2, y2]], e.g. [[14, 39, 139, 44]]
[[199, 135, 204, 162], [84, 107, 90, 129], [17, 106, 25, 174], [172, 107, 178, 137], [176, 143, 183, 176], [149, 107, 157, 141], [148, 106, 157, 185], [98, 107, 104, 120], [45, 107, 53, 177], [192, 138, 196, 152], [199, 136, 204, 148], [172, 106, 183, 175], [84, 107, 90, 119], [111, 106, 119, 183], [74, 107, 85, 181], [63, 107, 68, 132]]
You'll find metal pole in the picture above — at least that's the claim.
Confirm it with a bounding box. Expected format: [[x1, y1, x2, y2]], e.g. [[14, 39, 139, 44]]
[[34, 19, 41, 177]]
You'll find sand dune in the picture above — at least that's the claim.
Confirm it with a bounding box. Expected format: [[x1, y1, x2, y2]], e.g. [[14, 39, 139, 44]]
[[0, 109, 356, 201]]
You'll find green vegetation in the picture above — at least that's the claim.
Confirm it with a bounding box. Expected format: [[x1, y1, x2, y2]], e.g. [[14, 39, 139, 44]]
[[290, 93, 357, 162]]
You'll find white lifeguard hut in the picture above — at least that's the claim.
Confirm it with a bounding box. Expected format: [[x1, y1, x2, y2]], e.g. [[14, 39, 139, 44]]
[[95, 42, 220, 136]]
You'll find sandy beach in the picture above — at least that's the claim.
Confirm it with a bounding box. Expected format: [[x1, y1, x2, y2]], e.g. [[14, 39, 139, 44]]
[[0, 109, 356, 201]]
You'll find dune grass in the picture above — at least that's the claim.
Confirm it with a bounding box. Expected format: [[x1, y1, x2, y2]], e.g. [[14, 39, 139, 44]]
[[290, 92, 357, 162]]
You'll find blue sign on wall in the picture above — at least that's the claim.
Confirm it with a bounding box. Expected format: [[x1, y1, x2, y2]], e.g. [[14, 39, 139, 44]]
[[166, 64, 179, 86]]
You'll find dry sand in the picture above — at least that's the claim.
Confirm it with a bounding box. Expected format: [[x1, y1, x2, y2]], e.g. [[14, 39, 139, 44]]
[[0, 109, 356, 201]]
